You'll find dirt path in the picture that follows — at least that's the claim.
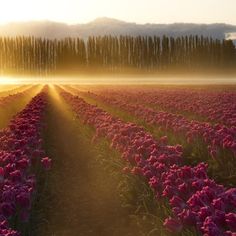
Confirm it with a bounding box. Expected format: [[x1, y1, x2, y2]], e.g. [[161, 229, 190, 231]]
[[32, 86, 141, 236]]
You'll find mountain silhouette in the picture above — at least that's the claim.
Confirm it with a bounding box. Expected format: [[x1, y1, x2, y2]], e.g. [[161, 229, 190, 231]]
[[0, 17, 236, 41]]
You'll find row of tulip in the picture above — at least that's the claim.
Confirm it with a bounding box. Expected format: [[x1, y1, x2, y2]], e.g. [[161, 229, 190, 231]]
[[84, 87, 236, 127], [0, 86, 30, 97], [60, 90, 236, 236], [0, 86, 34, 109], [0, 86, 18, 94], [78, 90, 236, 160], [0, 89, 52, 235]]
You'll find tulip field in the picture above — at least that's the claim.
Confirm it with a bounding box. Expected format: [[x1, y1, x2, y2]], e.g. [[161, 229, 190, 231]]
[[0, 84, 236, 236]]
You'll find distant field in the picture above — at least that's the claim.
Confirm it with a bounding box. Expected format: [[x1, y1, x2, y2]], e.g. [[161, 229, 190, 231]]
[[0, 84, 18, 92], [1, 75, 236, 85]]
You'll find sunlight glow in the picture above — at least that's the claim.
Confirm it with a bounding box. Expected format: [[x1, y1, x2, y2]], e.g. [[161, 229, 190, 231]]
[[0, 77, 20, 85], [0, 76, 236, 85]]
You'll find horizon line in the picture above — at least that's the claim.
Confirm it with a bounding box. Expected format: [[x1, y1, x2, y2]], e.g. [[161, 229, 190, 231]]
[[0, 17, 235, 27]]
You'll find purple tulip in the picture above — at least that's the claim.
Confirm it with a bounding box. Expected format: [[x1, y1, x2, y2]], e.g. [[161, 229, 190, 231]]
[[16, 192, 31, 208], [163, 217, 183, 233], [41, 157, 52, 170], [9, 170, 22, 182], [226, 213, 236, 231], [0, 202, 15, 218]]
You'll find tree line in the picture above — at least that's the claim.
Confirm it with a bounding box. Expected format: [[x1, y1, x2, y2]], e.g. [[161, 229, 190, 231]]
[[0, 35, 235, 75]]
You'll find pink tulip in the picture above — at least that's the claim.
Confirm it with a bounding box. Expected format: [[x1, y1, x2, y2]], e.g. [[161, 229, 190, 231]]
[[41, 157, 52, 170], [163, 217, 183, 233]]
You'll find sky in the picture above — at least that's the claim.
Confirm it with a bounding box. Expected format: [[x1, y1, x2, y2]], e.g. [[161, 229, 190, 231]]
[[0, 0, 235, 25]]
